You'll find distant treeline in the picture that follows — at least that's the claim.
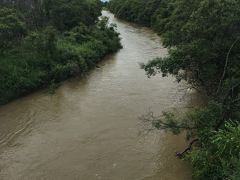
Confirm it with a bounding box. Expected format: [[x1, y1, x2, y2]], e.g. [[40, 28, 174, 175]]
[[109, 0, 240, 179], [0, 0, 121, 104]]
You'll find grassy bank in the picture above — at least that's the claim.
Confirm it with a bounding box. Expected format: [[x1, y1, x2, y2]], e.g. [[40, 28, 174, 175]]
[[0, 1, 122, 105]]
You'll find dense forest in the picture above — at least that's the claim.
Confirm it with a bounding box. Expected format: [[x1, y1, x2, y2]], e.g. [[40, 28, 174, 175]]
[[108, 0, 240, 179], [0, 0, 121, 104]]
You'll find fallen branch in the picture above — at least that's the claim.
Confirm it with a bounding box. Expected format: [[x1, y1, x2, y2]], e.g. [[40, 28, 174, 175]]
[[176, 139, 199, 158]]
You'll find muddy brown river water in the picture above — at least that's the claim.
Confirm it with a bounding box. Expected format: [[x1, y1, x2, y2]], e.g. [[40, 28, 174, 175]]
[[0, 11, 196, 180]]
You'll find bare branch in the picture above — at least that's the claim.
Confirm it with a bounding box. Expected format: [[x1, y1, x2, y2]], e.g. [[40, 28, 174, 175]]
[[217, 38, 240, 95], [176, 139, 199, 158]]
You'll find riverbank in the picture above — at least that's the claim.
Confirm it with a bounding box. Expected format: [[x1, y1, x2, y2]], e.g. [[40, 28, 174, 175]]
[[107, 1, 240, 179], [0, 2, 122, 105], [0, 25, 121, 105]]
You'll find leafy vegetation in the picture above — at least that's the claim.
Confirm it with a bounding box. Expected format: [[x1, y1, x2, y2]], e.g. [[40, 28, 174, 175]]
[[0, 0, 121, 104], [109, 0, 240, 179]]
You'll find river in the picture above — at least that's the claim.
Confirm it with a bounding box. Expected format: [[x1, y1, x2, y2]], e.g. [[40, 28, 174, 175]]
[[0, 11, 196, 180]]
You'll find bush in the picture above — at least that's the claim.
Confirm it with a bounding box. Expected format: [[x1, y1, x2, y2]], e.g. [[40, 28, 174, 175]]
[[0, 15, 121, 104]]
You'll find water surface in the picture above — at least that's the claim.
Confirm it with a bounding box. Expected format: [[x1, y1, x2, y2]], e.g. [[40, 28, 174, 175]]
[[0, 11, 194, 180]]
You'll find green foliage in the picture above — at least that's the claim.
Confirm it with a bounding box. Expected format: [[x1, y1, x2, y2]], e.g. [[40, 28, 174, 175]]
[[0, 0, 121, 104], [49, 0, 102, 31], [187, 122, 240, 180], [108, 0, 162, 26]]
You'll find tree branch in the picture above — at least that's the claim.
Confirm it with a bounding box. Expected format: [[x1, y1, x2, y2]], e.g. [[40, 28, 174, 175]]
[[176, 139, 199, 158], [217, 38, 240, 95]]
